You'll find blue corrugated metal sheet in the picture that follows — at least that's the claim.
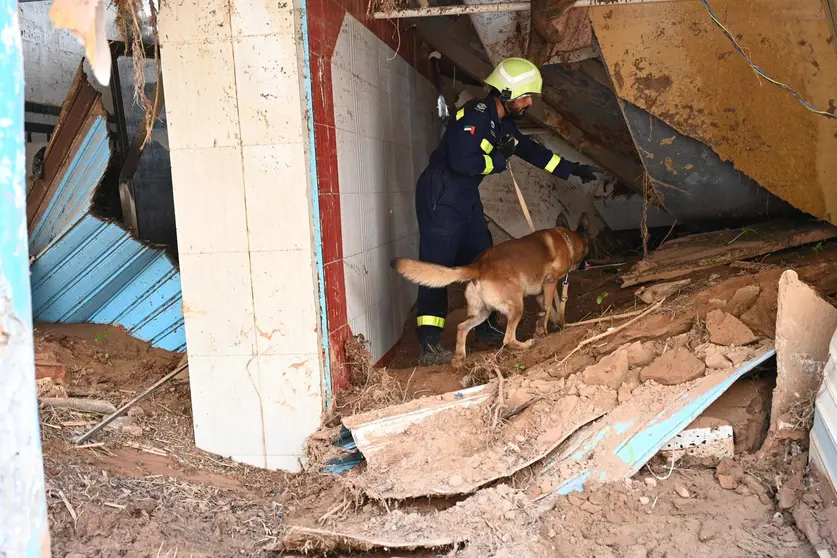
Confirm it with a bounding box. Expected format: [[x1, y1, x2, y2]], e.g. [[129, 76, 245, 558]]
[[536, 348, 776, 498], [29, 116, 110, 257], [28, 86, 186, 353], [30, 215, 185, 351]]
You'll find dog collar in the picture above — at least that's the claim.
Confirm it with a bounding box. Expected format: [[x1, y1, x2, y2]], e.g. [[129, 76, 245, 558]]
[[560, 230, 574, 262]]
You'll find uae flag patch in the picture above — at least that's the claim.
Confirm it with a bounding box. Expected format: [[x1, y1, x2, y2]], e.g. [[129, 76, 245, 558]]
[[464, 125, 476, 135]]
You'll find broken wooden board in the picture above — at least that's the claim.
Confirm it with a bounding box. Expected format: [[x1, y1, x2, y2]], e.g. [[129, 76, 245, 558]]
[[343, 374, 617, 499], [278, 525, 456, 552], [620, 220, 836, 287], [533, 345, 776, 503]]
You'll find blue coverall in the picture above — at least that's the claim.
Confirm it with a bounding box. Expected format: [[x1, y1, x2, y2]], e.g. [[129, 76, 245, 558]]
[[414, 96, 580, 345]]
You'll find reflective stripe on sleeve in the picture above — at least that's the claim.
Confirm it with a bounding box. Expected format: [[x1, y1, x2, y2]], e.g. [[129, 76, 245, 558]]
[[481, 154, 494, 175], [480, 138, 494, 154], [456, 108, 465, 121], [545, 154, 562, 173], [417, 315, 446, 328]]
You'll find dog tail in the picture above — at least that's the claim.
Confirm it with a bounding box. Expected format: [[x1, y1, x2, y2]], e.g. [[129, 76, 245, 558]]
[[392, 259, 479, 288]]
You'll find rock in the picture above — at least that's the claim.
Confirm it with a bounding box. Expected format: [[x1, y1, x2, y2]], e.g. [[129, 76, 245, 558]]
[[617, 384, 633, 403], [640, 348, 706, 385], [802, 493, 822, 506], [127, 406, 146, 418], [704, 350, 732, 369], [674, 483, 690, 498], [777, 484, 800, 509], [725, 346, 752, 366], [580, 501, 600, 513], [792, 505, 825, 549], [567, 494, 585, 507], [671, 333, 690, 349], [706, 309, 757, 346], [735, 484, 751, 497], [699, 520, 723, 542], [605, 510, 625, 525], [121, 424, 143, 437], [717, 475, 737, 490], [724, 285, 761, 317], [644, 477, 658, 488], [716, 458, 744, 490], [639, 496, 650, 505], [749, 483, 773, 506], [105, 416, 132, 432], [635, 279, 691, 305], [625, 341, 655, 367], [582, 349, 629, 389], [448, 474, 464, 488]]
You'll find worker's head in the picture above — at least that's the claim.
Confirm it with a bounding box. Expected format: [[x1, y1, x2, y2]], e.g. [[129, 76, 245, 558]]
[[484, 58, 542, 120]]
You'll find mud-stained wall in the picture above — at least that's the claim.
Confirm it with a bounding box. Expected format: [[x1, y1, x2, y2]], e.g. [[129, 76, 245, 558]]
[[590, 0, 837, 224]]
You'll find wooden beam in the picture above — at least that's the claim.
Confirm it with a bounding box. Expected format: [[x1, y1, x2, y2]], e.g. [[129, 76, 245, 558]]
[[376, 0, 685, 19]]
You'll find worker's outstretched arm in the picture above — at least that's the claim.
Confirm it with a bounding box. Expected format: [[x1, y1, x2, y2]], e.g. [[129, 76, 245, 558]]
[[509, 128, 597, 183], [447, 107, 508, 176]]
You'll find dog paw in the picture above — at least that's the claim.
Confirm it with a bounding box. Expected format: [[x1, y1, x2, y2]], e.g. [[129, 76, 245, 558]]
[[451, 355, 466, 370], [535, 326, 547, 338], [521, 339, 536, 349]]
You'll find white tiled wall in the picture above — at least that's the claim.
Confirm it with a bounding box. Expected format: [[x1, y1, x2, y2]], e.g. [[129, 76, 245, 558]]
[[333, 14, 441, 362], [160, 0, 324, 472]]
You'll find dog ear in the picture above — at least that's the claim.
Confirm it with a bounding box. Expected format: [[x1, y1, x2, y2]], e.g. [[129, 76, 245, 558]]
[[576, 213, 590, 237]]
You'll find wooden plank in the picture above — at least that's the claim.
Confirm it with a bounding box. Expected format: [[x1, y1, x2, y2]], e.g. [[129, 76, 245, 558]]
[[621, 220, 837, 287]]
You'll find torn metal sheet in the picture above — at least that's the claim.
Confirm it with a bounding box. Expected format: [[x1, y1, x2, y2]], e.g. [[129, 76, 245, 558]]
[[30, 215, 186, 352], [534, 346, 775, 501], [343, 376, 616, 499], [26, 69, 186, 353], [617, 100, 796, 223], [590, 0, 837, 225], [621, 220, 837, 287], [343, 385, 491, 462]]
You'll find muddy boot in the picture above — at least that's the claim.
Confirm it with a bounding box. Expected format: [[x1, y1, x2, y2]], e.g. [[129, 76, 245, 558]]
[[473, 313, 505, 346], [419, 342, 454, 366], [417, 326, 453, 366]]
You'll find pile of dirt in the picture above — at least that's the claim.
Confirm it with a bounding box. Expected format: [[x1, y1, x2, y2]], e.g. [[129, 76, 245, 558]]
[[35, 324, 309, 557], [543, 469, 813, 557]]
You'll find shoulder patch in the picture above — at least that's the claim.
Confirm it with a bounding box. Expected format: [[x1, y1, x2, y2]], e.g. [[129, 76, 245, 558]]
[[475, 102, 486, 112]]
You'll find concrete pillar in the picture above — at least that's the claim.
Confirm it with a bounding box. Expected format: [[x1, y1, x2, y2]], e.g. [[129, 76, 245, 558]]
[[159, 0, 329, 470], [0, 0, 52, 554]]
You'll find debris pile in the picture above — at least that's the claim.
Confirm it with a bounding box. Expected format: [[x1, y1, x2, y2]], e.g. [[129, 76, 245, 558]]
[[283, 251, 837, 556]]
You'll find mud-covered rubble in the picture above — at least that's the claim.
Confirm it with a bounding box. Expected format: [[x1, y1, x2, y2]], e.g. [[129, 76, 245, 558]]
[[287, 262, 837, 557]]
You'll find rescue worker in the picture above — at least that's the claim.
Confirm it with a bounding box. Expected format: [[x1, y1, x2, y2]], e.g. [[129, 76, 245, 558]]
[[413, 57, 598, 366]]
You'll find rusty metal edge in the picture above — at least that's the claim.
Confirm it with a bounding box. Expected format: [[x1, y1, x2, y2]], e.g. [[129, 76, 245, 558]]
[[27, 68, 106, 231]]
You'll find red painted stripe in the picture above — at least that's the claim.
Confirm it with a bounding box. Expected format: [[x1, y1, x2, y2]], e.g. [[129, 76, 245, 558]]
[[309, 2, 435, 390]]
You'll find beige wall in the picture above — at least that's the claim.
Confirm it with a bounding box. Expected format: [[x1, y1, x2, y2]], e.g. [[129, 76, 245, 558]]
[[159, 0, 324, 471]]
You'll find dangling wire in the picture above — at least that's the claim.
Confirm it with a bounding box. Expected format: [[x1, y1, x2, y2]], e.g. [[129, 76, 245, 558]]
[[700, 0, 837, 120]]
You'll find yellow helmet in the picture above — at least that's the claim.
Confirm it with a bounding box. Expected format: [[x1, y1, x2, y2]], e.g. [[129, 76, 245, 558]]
[[484, 58, 543, 101]]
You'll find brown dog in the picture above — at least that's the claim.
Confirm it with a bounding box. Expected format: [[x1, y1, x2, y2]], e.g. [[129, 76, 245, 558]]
[[394, 219, 589, 367]]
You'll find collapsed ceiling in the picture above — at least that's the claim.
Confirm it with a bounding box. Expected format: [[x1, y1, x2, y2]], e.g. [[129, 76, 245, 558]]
[[380, 0, 837, 226]]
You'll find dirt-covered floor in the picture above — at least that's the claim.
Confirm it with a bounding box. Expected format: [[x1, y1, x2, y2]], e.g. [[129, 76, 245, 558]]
[[40, 241, 837, 557]]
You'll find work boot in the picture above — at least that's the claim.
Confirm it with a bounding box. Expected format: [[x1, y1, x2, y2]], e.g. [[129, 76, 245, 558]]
[[473, 314, 506, 346], [417, 326, 454, 366], [419, 342, 454, 366]]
